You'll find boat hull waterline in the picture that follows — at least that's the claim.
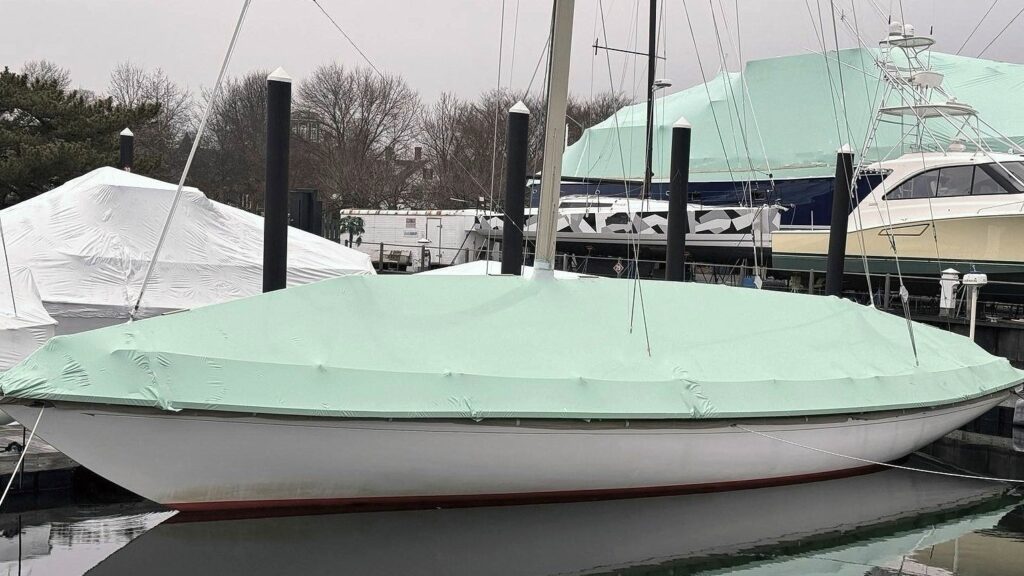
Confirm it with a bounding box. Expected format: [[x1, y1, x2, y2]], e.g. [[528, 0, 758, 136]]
[[2, 393, 1006, 512]]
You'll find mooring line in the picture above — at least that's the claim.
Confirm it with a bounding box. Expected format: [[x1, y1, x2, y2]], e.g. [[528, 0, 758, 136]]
[[733, 423, 1024, 484], [0, 406, 45, 510]]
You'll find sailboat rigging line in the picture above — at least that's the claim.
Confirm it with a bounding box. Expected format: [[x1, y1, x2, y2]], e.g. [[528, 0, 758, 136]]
[[309, 0, 382, 78], [628, 0, 656, 355], [803, 0, 825, 50], [0, 217, 16, 317], [709, 0, 761, 278], [508, 0, 521, 90], [597, 0, 641, 264], [734, 423, 1024, 483], [828, 1, 855, 149], [728, 0, 775, 189], [957, 0, 999, 55], [484, 0, 508, 276], [825, 1, 882, 299], [131, 0, 252, 321], [977, 5, 1024, 58], [525, 32, 551, 94], [0, 406, 43, 511], [680, 0, 740, 201]]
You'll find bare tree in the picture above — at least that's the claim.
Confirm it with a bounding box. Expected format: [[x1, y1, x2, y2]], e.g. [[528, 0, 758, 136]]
[[195, 70, 268, 206], [107, 62, 194, 179], [297, 63, 421, 210], [566, 92, 630, 145], [21, 60, 71, 90]]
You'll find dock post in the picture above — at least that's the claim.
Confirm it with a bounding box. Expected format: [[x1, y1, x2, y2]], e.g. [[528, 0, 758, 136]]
[[825, 145, 855, 297], [379, 242, 385, 271], [502, 101, 530, 275], [263, 67, 291, 293], [808, 270, 815, 295], [665, 118, 691, 282], [119, 128, 134, 172]]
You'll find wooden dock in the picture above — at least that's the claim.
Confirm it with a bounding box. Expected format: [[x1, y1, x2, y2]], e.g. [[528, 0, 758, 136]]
[[0, 425, 79, 498]]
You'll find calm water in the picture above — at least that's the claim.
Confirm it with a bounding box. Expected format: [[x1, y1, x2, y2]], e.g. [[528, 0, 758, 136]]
[[1, 461, 1022, 575]]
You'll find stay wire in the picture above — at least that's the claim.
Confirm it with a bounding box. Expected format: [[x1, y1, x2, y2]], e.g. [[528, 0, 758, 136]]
[[484, 0, 508, 275], [977, 5, 1024, 58], [131, 0, 252, 320], [0, 406, 44, 511], [310, 0, 383, 78], [680, 0, 740, 202], [734, 423, 1024, 484], [957, 0, 999, 56]]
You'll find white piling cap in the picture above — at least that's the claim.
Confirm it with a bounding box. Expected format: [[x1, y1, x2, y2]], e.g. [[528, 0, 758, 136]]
[[509, 100, 530, 115], [120, 128, 134, 137], [673, 115, 691, 129], [268, 67, 292, 83], [838, 144, 854, 154]]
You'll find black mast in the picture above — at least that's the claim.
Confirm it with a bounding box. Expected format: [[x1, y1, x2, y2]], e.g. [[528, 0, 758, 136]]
[[642, 0, 657, 201]]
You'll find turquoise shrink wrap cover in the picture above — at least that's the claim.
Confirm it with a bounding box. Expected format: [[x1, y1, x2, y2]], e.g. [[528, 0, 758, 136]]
[[1, 275, 1020, 420]]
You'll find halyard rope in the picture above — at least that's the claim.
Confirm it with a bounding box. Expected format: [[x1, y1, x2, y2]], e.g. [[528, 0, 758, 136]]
[[0, 406, 45, 511], [131, 0, 253, 320], [734, 423, 1024, 484]]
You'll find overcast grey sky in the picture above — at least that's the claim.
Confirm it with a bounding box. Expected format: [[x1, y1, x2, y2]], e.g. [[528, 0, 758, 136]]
[[3, 1, 1023, 103]]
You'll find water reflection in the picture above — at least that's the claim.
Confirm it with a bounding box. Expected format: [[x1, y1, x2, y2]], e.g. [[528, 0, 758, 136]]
[[0, 503, 170, 575], [2, 462, 1023, 576]]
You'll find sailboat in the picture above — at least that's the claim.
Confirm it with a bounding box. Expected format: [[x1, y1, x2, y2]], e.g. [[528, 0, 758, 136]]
[[0, 1, 1021, 514]]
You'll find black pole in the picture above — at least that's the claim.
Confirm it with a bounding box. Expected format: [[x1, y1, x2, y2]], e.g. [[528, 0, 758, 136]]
[[641, 0, 656, 201], [119, 128, 134, 172], [665, 119, 691, 282], [825, 146, 855, 297], [501, 101, 530, 275], [263, 68, 292, 293]]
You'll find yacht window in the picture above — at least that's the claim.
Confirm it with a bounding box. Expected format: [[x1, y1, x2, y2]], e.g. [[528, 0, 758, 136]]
[[887, 170, 938, 200], [935, 165, 973, 197], [989, 161, 1024, 192], [972, 166, 1008, 195]]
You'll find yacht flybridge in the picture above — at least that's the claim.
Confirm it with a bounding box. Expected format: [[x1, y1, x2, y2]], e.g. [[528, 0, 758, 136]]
[[774, 22, 1024, 298], [0, 3, 1021, 514]]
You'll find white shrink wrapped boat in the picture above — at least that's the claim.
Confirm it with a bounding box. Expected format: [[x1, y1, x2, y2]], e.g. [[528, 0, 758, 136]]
[[0, 167, 374, 335]]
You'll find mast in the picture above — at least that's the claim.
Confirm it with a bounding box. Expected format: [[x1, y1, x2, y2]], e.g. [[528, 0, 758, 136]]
[[642, 0, 656, 201], [533, 0, 575, 272]]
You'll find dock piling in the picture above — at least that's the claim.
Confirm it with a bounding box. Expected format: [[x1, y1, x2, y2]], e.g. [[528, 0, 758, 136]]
[[665, 118, 691, 282], [119, 128, 134, 172], [825, 146, 855, 297], [263, 67, 292, 293], [502, 102, 530, 275]]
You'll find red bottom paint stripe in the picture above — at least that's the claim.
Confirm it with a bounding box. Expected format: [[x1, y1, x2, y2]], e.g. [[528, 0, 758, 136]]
[[168, 463, 883, 522]]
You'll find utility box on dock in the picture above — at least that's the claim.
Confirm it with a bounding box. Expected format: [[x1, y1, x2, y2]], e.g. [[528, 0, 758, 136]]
[[939, 268, 960, 317]]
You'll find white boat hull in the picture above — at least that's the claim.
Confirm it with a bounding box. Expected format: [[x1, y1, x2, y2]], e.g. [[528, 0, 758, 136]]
[[2, 394, 1005, 512]]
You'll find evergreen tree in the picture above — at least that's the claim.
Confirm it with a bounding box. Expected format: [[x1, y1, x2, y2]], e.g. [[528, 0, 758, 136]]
[[0, 67, 159, 206]]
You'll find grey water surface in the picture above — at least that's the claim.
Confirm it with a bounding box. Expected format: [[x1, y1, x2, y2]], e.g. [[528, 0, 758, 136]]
[[1, 459, 1022, 576]]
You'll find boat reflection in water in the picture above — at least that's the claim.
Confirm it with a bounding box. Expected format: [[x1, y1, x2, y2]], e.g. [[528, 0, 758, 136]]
[[81, 461, 1022, 576], [0, 504, 170, 575]]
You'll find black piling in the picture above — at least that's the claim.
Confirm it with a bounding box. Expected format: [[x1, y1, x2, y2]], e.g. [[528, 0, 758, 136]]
[[119, 128, 134, 172], [825, 146, 855, 298], [263, 68, 292, 293], [665, 119, 691, 282], [501, 101, 530, 275]]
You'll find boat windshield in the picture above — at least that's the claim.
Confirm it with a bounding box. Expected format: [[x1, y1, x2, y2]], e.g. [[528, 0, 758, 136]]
[[885, 161, 1024, 200]]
